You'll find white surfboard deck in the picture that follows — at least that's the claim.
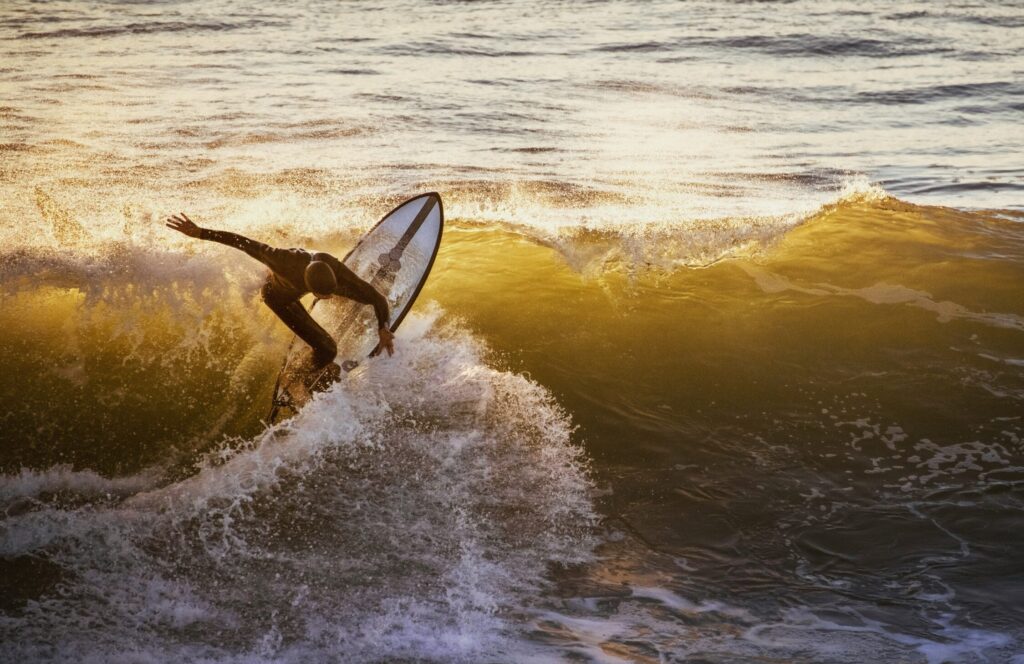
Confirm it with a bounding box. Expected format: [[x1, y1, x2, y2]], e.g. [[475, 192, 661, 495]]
[[268, 193, 443, 424]]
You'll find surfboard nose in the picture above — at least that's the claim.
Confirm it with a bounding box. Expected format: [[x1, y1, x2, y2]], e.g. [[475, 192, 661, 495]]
[[422, 191, 441, 208]]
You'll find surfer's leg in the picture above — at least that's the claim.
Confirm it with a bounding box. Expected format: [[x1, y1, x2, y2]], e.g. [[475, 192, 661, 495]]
[[262, 285, 337, 368]]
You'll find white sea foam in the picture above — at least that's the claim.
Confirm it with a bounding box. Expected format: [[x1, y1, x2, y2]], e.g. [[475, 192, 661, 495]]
[[0, 310, 597, 663], [746, 607, 1013, 664], [0, 464, 158, 506], [530, 585, 1016, 663]]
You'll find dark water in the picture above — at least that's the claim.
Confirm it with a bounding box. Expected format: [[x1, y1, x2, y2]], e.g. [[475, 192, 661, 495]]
[[1, 1, 1023, 662]]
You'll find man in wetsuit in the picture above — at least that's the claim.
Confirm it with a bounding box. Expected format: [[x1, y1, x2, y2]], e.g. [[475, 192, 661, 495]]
[[166, 213, 394, 376]]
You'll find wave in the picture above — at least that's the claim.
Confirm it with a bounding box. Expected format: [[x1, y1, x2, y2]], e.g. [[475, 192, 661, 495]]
[[18, 19, 286, 40], [697, 34, 950, 58], [202, 125, 371, 149], [0, 310, 597, 662], [3, 182, 1020, 484], [380, 42, 537, 58], [592, 34, 951, 58], [856, 80, 1023, 105]]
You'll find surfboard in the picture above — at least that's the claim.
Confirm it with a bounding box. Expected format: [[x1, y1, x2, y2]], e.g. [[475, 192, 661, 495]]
[[268, 192, 444, 424]]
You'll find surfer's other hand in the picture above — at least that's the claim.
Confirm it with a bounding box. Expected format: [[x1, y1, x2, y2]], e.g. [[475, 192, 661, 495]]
[[165, 212, 202, 238], [377, 327, 395, 357]]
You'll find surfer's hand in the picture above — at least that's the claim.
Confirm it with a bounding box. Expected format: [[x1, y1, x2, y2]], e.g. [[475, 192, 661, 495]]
[[377, 327, 395, 357], [165, 213, 202, 238]]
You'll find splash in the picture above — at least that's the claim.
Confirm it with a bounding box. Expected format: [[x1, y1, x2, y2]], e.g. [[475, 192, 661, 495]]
[[0, 310, 597, 662]]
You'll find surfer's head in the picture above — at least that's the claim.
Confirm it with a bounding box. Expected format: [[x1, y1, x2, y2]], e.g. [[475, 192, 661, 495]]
[[305, 261, 337, 299]]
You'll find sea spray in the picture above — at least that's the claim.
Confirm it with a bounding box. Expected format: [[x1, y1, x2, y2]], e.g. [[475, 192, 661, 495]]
[[0, 309, 596, 662]]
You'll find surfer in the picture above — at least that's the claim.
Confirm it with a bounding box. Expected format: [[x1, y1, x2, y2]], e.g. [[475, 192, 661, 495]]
[[165, 213, 395, 375]]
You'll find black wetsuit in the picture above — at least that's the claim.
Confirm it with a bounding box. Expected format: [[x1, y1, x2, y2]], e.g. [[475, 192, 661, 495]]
[[199, 229, 390, 368]]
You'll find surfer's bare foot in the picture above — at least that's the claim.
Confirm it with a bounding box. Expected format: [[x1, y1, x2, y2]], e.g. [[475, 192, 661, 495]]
[[373, 327, 395, 357]]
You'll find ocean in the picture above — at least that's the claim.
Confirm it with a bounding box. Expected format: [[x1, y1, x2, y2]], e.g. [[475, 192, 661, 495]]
[[1, 1, 1022, 661]]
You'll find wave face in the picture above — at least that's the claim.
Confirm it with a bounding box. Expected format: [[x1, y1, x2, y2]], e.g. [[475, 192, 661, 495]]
[[2, 0, 1024, 661], [2, 188, 1023, 662]]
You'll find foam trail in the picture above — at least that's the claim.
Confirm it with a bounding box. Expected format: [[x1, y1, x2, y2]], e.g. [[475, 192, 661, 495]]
[[739, 263, 1024, 332]]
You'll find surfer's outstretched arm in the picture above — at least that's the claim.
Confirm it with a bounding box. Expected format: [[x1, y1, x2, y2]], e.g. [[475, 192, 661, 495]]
[[166, 213, 291, 271]]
